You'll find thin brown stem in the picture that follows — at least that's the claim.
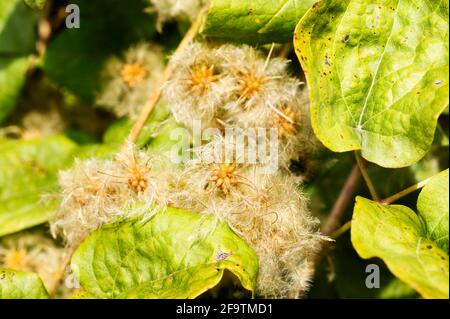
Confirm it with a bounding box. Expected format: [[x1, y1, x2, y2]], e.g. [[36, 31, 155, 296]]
[[127, 6, 208, 143], [321, 164, 361, 236], [355, 151, 379, 201], [312, 164, 362, 274]]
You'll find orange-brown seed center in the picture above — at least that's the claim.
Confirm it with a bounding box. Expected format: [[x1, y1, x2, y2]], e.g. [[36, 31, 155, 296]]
[[239, 71, 266, 99], [210, 163, 238, 194], [121, 63, 148, 87], [188, 65, 218, 95]]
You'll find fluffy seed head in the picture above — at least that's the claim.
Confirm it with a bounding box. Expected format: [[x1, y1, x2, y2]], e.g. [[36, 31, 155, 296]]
[[219, 44, 301, 127], [163, 42, 235, 130], [50, 142, 170, 247], [170, 152, 326, 298], [96, 43, 164, 119]]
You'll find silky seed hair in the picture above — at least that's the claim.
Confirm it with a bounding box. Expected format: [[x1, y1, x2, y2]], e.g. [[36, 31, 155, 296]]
[[96, 43, 164, 119], [163, 42, 235, 131], [50, 142, 170, 247], [268, 90, 316, 169], [167, 137, 264, 218]]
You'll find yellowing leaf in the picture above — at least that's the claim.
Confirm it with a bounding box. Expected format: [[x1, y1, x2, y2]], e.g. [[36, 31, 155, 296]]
[[294, 0, 449, 167]]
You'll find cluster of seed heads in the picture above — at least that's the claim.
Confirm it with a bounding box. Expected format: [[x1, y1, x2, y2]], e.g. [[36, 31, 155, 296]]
[[51, 40, 324, 299], [162, 43, 325, 298], [163, 42, 313, 169]]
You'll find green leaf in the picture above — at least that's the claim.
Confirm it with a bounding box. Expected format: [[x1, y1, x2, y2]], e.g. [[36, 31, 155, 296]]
[[44, 0, 155, 102], [0, 0, 37, 55], [23, 0, 47, 10], [201, 0, 316, 43], [0, 269, 49, 299], [0, 136, 77, 237], [0, 0, 37, 123], [417, 169, 449, 251], [0, 57, 29, 123], [71, 207, 258, 298], [294, 0, 449, 168], [351, 196, 449, 299]]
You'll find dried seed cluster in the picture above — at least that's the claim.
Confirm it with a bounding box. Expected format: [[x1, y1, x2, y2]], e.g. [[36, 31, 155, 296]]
[[161, 43, 325, 298], [210, 163, 238, 194], [51, 41, 324, 299]]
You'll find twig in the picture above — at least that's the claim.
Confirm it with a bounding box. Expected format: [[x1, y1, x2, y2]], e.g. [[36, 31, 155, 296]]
[[381, 175, 434, 205], [278, 43, 293, 59], [321, 164, 361, 236], [330, 220, 351, 239], [355, 151, 379, 201], [311, 164, 362, 277], [47, 246, 75, 296], [328, 170, 445, 240], [127, 6, 208, 143]]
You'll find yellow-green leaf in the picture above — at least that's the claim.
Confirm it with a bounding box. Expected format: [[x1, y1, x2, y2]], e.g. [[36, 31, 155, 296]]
[[351, 196, 449, 299], [0, 269, 49, 299], [294, 0, 449, 167], [71, 207, 258, 298]]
